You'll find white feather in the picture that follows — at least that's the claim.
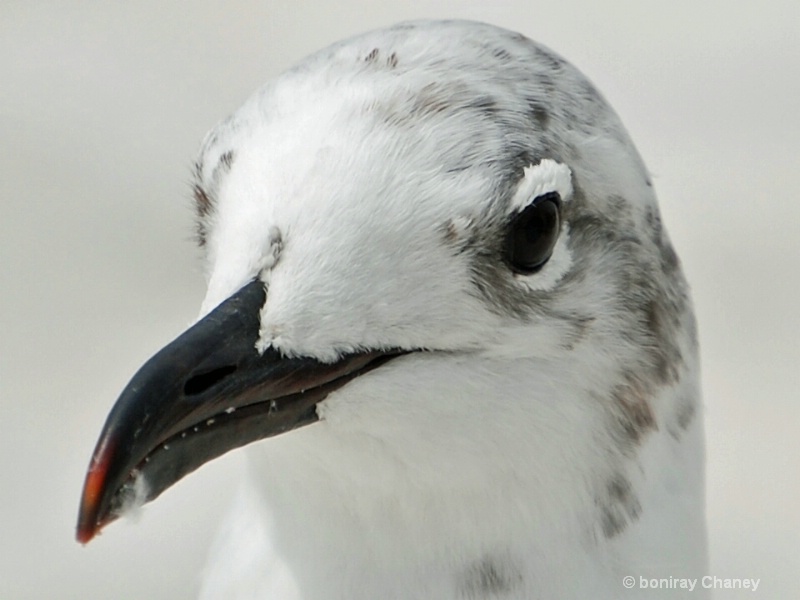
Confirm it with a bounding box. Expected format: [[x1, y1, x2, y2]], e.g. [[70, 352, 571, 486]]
[[188, 20, 707, 600]]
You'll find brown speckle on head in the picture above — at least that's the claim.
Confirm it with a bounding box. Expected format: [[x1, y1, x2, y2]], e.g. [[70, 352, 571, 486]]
[[645, 299, 681, 385], [568, 188, 690, 385], [192, 183, 212, 246], [440, 219, 461, 245], [528, 103, 550, 130], [191, 150, 235, 247], [387, 52, 398, 68], [491, 46, 513, 63], [644, 206, 680, 278], [365, 47, 379, 63], [660, 241, 680, 275], [611, 375, 657, 446], [410, 82, 456, 119], [218, 150, 235, 173], [381, 80, 504, 128], [193, 183, 213, 218], [532, 45, 565, 71], [191, 183, 211, 246]]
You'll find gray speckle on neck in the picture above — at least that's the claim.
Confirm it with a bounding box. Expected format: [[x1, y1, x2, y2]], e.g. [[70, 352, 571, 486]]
[[459, 556, 522, 599], [598, 473, 642, 539], [668, 391, 698, 440]]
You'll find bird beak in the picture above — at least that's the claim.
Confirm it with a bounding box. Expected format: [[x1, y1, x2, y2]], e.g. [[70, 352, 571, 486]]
[[76, 279, 401, 544]]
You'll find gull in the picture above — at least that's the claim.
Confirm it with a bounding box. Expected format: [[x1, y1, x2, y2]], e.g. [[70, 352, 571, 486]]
[[77, 20, 708, 599]]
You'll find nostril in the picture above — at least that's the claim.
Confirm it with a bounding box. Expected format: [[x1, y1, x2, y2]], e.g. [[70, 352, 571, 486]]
[[184, 365, 237, 396]]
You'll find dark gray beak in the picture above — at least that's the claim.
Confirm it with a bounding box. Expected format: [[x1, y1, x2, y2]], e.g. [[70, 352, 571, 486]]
[[77, 279, 402, 543]]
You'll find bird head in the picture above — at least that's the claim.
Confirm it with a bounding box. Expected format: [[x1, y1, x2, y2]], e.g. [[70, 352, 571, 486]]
[[77, 21, 698, 556]]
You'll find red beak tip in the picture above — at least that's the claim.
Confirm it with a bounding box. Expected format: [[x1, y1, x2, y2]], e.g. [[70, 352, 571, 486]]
[[77, 441, 116, 545], [76, 524, 97, 545]]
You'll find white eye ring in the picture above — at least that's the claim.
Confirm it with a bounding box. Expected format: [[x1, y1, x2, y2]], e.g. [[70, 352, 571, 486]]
[[509, 159, 573, 214], [507, 159, 574, 291]]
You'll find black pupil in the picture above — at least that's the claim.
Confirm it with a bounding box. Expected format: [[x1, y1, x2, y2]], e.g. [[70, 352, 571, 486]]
[[506, 192, 561, 274]]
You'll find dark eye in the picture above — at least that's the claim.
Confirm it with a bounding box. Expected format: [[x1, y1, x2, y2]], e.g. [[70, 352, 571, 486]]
[[505, 191, 562, 274]]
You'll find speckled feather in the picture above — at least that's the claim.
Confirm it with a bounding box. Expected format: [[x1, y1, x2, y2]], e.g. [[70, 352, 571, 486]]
[[186, 20, 707, 600]]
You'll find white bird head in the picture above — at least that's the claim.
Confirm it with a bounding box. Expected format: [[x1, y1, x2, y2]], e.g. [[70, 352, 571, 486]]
[[78, 20, 706, 599]]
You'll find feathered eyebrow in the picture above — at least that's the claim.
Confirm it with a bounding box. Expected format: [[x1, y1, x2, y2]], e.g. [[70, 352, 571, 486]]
[[508, 159, 573, 214]]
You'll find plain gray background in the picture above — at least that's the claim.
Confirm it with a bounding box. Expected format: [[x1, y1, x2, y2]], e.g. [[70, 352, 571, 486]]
[[2, 1, 798, 598]]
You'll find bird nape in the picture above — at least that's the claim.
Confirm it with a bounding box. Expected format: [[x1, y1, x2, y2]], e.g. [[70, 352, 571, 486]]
[[77, 20, 707, 600]]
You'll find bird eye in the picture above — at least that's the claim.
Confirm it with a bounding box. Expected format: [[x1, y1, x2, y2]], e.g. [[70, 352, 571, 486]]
[[505, 192, 562, 274]]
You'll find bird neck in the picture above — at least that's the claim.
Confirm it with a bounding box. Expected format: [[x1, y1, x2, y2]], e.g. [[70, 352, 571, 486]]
[[201, 403, 707, 600]]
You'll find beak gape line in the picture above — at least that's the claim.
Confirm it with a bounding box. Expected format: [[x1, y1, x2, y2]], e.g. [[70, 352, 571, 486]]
[[76, 279, 404, 543]]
